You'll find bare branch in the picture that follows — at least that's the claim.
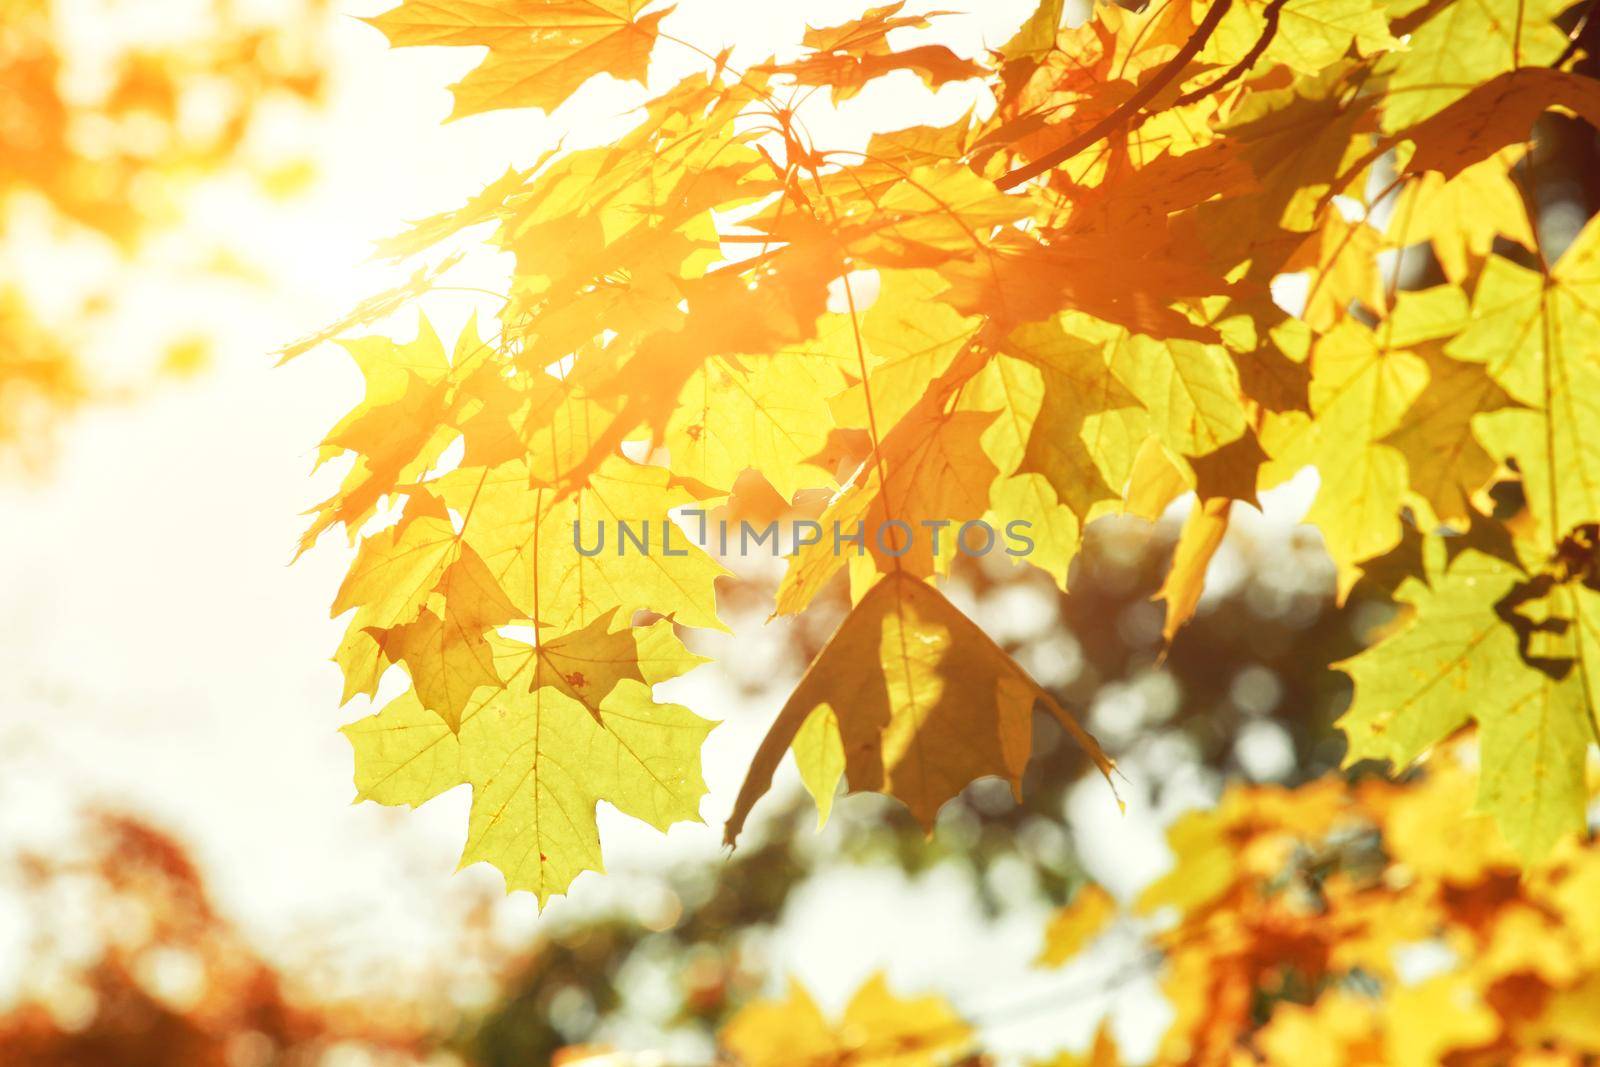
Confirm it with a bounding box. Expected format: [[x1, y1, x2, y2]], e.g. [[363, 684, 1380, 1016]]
[[1173, 0, 1291, 107], [1554, 0, 1600, 68], [994, 0, 1235, 191]]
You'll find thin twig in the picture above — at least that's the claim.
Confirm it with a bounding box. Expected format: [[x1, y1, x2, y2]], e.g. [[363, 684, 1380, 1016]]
[[1554, 0, 1600, 68], [1173, 0, 1291, 106], [995, 0, 1235, 191]]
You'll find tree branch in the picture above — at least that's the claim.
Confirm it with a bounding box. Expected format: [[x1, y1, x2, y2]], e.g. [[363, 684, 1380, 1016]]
[[1173, 0, 1291, 106], [1554, 0, 1600, 68], [994, 0, 1235, 191]]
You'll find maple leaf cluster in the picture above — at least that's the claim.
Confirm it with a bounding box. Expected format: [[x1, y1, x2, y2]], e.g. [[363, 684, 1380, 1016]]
[[300, 0, 1600, 903]]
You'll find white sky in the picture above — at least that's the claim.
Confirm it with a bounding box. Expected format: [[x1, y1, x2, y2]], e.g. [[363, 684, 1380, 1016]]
[[0, 3, 1331, 1061]]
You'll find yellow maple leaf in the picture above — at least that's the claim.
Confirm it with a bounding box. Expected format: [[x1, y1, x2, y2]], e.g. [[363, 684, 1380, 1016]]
[[1381, 346, 1513, 528], [1339, 547, 1591, 859], [1206, 0, 1395, 77], [1155, 496, 1232, 645], [1382, 974, 1500, 1067], [665, 351, 845, 500], [1381, 0, 1571, 130], [300, 316, 467, 552], [774, 406, 999, 616], [367, 545, 521, 731], [720, 973, 973, 1067], [344, 616, 711, 904], [828, 271, 985, 432], [1291, 312, 1429, 596], [1037, 883, 1117, 966], [331, 505, 461, 630], [965, 351, 1091, 587], [1106, 331, 1246, 459], [1449, 212, 1600, 547], [1009, 316, 1148, 522], [1389, 148, 1533, 282], [366, 0, 670, 120], [438, 457, 729, 635]]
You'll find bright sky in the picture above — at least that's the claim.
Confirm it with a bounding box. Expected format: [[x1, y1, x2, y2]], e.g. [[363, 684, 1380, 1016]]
[[0, 3, 1327, 1060]]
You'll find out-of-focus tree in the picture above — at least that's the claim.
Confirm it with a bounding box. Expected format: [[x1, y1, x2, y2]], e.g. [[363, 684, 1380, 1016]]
[[0, 0, 328, 466], [0, 811, 436, 1067], [545, 753, 1600, 1066], [1016, 750, 1600, 1067]]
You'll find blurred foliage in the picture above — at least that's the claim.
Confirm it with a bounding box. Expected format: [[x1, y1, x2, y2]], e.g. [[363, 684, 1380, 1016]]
[[1029, 752, 1600, 1067], [16, 744, 1599, 1067], [0, 811, 432, 1066], [0, 0, 329, 465], [686, 752, 1600, 1067]]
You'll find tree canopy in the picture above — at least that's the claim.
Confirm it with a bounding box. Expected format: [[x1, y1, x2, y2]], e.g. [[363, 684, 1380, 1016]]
[[299, 0, 1600, 913]]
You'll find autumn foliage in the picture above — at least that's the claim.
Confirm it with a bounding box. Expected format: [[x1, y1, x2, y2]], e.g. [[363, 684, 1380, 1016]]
[[716, 754, 1600, 1066], [0, 813, 431, 1067], [293, 0, 1600, 936], [0, 0, 327, 462]]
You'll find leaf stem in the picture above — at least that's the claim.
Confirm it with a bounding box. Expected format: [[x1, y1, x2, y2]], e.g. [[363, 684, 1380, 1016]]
[[839, 265, 902, 560]]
